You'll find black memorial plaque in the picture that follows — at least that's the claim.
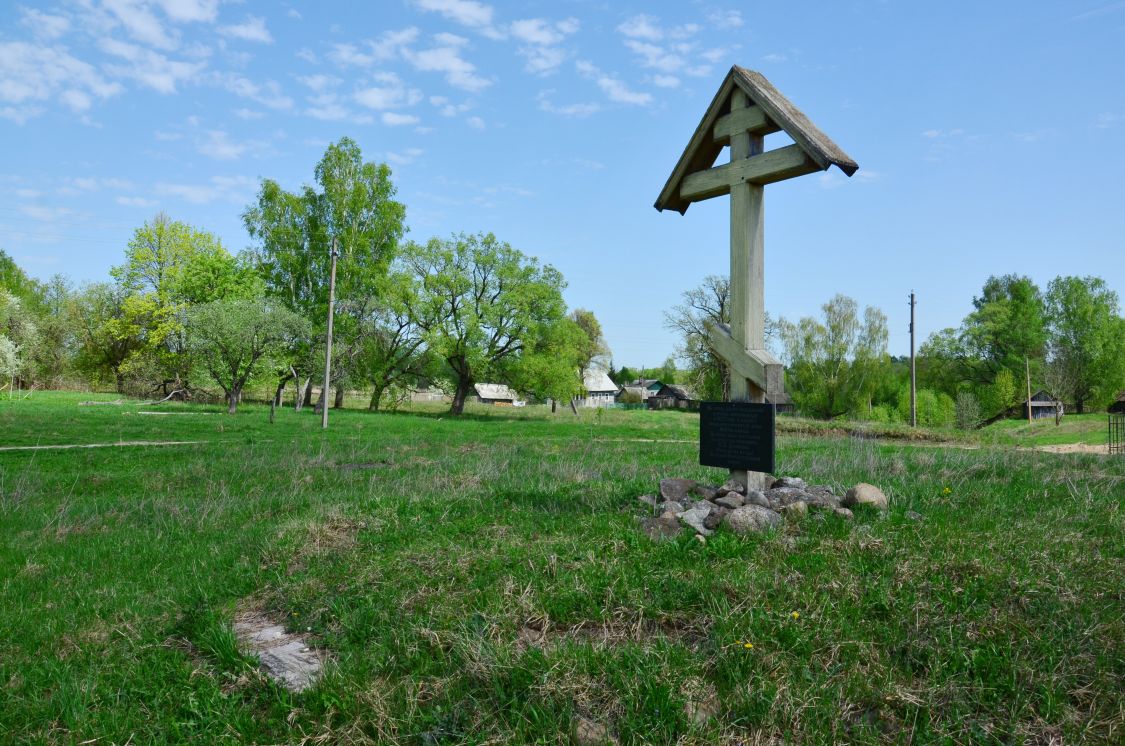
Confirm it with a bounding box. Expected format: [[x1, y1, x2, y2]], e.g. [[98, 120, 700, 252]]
[[699, 401, 775, 473]]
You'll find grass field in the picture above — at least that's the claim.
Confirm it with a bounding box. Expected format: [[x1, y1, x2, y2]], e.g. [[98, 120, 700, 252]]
[[980, 413, 1111, 448], [1, 393, 1122, 744]]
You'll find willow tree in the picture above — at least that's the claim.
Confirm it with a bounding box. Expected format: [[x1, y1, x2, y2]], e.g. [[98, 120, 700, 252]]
[[243, 137, 407, 407], [407, 232, 567, 415], [778, 294, 888, 419]]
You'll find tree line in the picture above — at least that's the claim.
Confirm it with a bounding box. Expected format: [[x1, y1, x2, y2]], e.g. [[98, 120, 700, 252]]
[[665, 273, 1125, 427], [0, 138, 608, 415]]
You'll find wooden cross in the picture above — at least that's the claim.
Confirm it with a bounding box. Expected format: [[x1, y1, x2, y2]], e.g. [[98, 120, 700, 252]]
[[656, 66, 859, 490]]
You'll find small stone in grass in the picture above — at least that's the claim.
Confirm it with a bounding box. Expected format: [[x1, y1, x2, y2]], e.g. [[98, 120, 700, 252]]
[[782, 501, 808, 520], [771, 476, 807, 490], [637, 495, 658, 509], [641, 511, 682, 542], [834, 507, 854, 520], [843, 483, 888, 510], [678, 503, 714, 537], [572, 716, 616, 746], [905, 510, 924, 521], [657, 500, 684, 515]]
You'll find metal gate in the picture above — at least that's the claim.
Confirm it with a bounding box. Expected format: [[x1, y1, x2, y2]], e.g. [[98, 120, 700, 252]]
[[1111, 414, 1125, 455]]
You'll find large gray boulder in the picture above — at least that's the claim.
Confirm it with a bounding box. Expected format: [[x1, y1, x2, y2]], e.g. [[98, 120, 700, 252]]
[[723, 504, 784, 534], [843, 483, 889, 510]]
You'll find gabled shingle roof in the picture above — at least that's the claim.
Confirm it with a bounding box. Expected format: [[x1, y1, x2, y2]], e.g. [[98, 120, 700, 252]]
[[655, 66, 858, 215]]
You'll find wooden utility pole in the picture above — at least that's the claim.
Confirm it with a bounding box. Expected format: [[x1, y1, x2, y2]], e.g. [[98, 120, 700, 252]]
[[321, 237, 339, 430], [909, 291, 917, 428], [1025, 356, 1033, 425]]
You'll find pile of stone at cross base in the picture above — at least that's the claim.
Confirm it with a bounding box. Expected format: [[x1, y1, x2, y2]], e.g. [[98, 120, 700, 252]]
[[637, 476, 891, 542]]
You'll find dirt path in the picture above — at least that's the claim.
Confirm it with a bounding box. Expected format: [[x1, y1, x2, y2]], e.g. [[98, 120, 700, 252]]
[[0, 440, 207, 452]]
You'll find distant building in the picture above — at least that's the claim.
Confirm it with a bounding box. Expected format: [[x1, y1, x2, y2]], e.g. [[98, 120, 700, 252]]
[[474, 383, 523, 406], [648, 383, 697, 410], [1109, 391, 1125, 414], [983, 389, 1061, 425], [630, 379, 665, 400], [616, 386, 648, 404], [579, 369, 619, 408], [766, 392, 795, 416], [410, 385, 449, 403]]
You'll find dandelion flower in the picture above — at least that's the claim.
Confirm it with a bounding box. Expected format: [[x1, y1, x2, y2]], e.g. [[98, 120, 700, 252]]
[[743, 642, 753, 649], [791, 611, 800, 619]]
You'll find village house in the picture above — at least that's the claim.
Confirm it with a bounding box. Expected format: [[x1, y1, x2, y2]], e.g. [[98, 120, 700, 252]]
[[578, 369, 620, 408], [1109, 390, 1125, 414], [474, 383, 523, 406], [647, 383, 697, 410]]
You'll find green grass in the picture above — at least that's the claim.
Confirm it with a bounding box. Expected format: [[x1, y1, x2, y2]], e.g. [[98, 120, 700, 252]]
[[980, 413, 1111, 447], [1, 393, 1122, 744]]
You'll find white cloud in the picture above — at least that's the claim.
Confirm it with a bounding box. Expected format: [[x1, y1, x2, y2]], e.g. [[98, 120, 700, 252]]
[[100, 38, 206, 94], [102, 0, 178, 50], [354, 73, 422, 110], [617, 14, 663, 41], [234, 107, 263, 119], [536, 90, 599, 117], [296, 47, 318, 63], [372, 27, 421, 59], [617, 14, 698, 42], [509, 18, 571, 46], [707, 9, 744, 29], [197, 130, 252, 159], [1095, 112, 1122, 128], [509, 18, 579, 74], [328, 43, 376, 68], [218, 16, 273, 44], [430, 95, 472, 116], [59, 176, 133, 193], [652, 74, 680, 88], [297, 74, 341, 93], [0, 41, 124, 119], [762, 53, 787, 63], [156, 175, 256, 204], [386, 147, 424, 165], [382, 111, 419, 126], [304, 94, 350, 121], [466, 115, 484, 129], [412, 0, 494, 29], [19, 204, 72, 221], [403, 35, 491, 92], [117, 195, 158, 207], [217, 73, 293, 109], [576, 60, 651, 106], [20, 8, 71, 40], [155, 0, 219, 23]]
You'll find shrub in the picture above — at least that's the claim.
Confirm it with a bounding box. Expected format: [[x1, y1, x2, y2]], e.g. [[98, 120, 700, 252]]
[[955, 391, 982, 430]]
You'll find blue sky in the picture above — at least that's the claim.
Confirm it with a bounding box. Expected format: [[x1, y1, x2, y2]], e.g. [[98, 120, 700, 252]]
[[2, 1, 1123, 366]]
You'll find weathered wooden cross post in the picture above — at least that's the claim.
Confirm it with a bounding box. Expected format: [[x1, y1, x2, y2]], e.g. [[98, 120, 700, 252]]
[[655, 66, 859, 491]]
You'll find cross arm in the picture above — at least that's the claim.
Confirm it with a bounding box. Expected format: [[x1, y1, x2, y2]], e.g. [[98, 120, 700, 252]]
[[706, 322, 785, 396], [679, 144, 821, 203]]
